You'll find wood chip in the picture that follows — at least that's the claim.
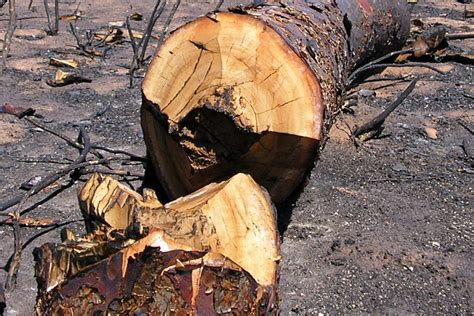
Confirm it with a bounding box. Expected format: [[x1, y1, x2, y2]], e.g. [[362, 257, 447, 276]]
[[49, 58, 80, 69], [424, 126, 438, 139]]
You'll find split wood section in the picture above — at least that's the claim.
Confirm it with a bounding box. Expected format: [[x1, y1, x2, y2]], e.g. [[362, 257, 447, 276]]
[[35, 173, 279, 314], [142, 0, 410, 202]]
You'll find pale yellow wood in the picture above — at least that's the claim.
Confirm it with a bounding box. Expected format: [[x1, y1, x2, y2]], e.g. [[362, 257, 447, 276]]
[[78, 173, 280, 287], [143, 13, 323, 140]]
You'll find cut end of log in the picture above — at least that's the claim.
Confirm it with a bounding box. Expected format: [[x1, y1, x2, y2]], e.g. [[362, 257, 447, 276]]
[[142, 12, 323, 202], [143, 13, 324, 139]]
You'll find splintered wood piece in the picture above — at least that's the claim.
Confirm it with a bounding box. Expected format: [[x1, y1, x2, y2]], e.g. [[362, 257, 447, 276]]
[[141, 1, 410, 202], [79, 173, 280, 287], [35, 173, 280, 314]]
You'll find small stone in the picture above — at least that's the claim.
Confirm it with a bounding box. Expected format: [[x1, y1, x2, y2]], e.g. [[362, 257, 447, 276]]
[[20, 176, 43, 190], [358, 89, 376, 97], [392, 162, 408, 172]]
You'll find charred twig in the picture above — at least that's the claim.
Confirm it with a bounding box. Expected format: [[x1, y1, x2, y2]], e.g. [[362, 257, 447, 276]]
[[43, 0, 59, 35], [128, 0, 181, 87], [0, 280, 4, 314], [2, 105, 146, 162], [128, 0, 167, 87], [348, 48, 414, 86], [353, 77, 419, 140], [92, 145, 146, 162], [17, 158, 73, 165], [25, 117, 144, 161], [215, 0, 224, 11], [0, 157, 118, 213], [68, 22, 106, 57], [458, 120, 474, 135], [54, 0, 59, 34], [154, 0, 181, 57], [349, 63, 444, 88], [4, 126, 88, 291], [0, 0, 16, 75], [78, 168, 144, 178], [0, 15, 45, 21]]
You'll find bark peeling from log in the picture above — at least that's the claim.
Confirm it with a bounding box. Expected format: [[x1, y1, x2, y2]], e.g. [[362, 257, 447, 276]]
[[36, 246, 274, 314]]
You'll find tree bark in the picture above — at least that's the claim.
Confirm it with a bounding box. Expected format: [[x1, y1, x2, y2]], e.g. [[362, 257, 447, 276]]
[[35, 173, 279, 314], [141, 0, 410, 203]]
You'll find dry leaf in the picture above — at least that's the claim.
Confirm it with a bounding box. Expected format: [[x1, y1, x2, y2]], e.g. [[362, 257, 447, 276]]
[[108, 21, 125, 28], [94, 28, 124, 44], [413, 37, 429, 58], [424, 126, 438, 140], [59, 14, 79, 21], [130, 12, 143, 21], [46, 70, 92, 87], [49, 58, 80, 69]]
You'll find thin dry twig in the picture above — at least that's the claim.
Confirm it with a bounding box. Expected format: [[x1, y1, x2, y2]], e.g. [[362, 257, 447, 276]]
[[215, 0, 224, 11], [0, 0, 16, 75], [348, 48, 415, 86], [4, 125, 89, 291], [0, 157, 121, 213], [128, 0, 166, 87], [349, 63, 443, 88], [128, 0, 181, 87], [43, 0, 59, 35], [19, 113, 145, 162], [153, 0, 181, 57], [78, 168, 144, 178], [54, 0, 59, 34], [353, 77, 419, 139]]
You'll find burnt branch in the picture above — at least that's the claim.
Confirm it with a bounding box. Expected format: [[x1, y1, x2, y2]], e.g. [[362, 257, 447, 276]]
[[353, 77, 419, 139], [43, 0, 59, 35], [215, 0, 224, 11], [5, 125, 90, 291], [128, 0, 166, 87]]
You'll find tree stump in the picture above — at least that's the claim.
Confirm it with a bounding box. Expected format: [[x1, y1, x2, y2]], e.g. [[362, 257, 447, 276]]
[[141, 0, 410, 203]]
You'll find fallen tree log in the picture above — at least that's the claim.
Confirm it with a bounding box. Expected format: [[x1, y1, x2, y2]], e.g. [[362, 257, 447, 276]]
[[141, 0, 410, 203], [35, 173, 279, 314]]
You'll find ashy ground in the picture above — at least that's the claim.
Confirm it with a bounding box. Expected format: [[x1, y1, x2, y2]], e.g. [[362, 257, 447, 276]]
[[0, 0, 473, 314]]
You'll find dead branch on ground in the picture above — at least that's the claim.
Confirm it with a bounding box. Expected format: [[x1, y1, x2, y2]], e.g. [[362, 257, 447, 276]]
[[0, 0, 16, 76], [2, 104, 145, 162], [68, 22, 113, 57], [4, 125, 90, 291], [349, 61, 443, 88], [446, 31, 474, 40], [0, 105, 146, 213], [352, 77, 419, 141]]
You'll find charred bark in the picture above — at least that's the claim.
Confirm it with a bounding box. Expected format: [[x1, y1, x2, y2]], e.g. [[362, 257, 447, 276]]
[[141, 0, 410, 203]]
